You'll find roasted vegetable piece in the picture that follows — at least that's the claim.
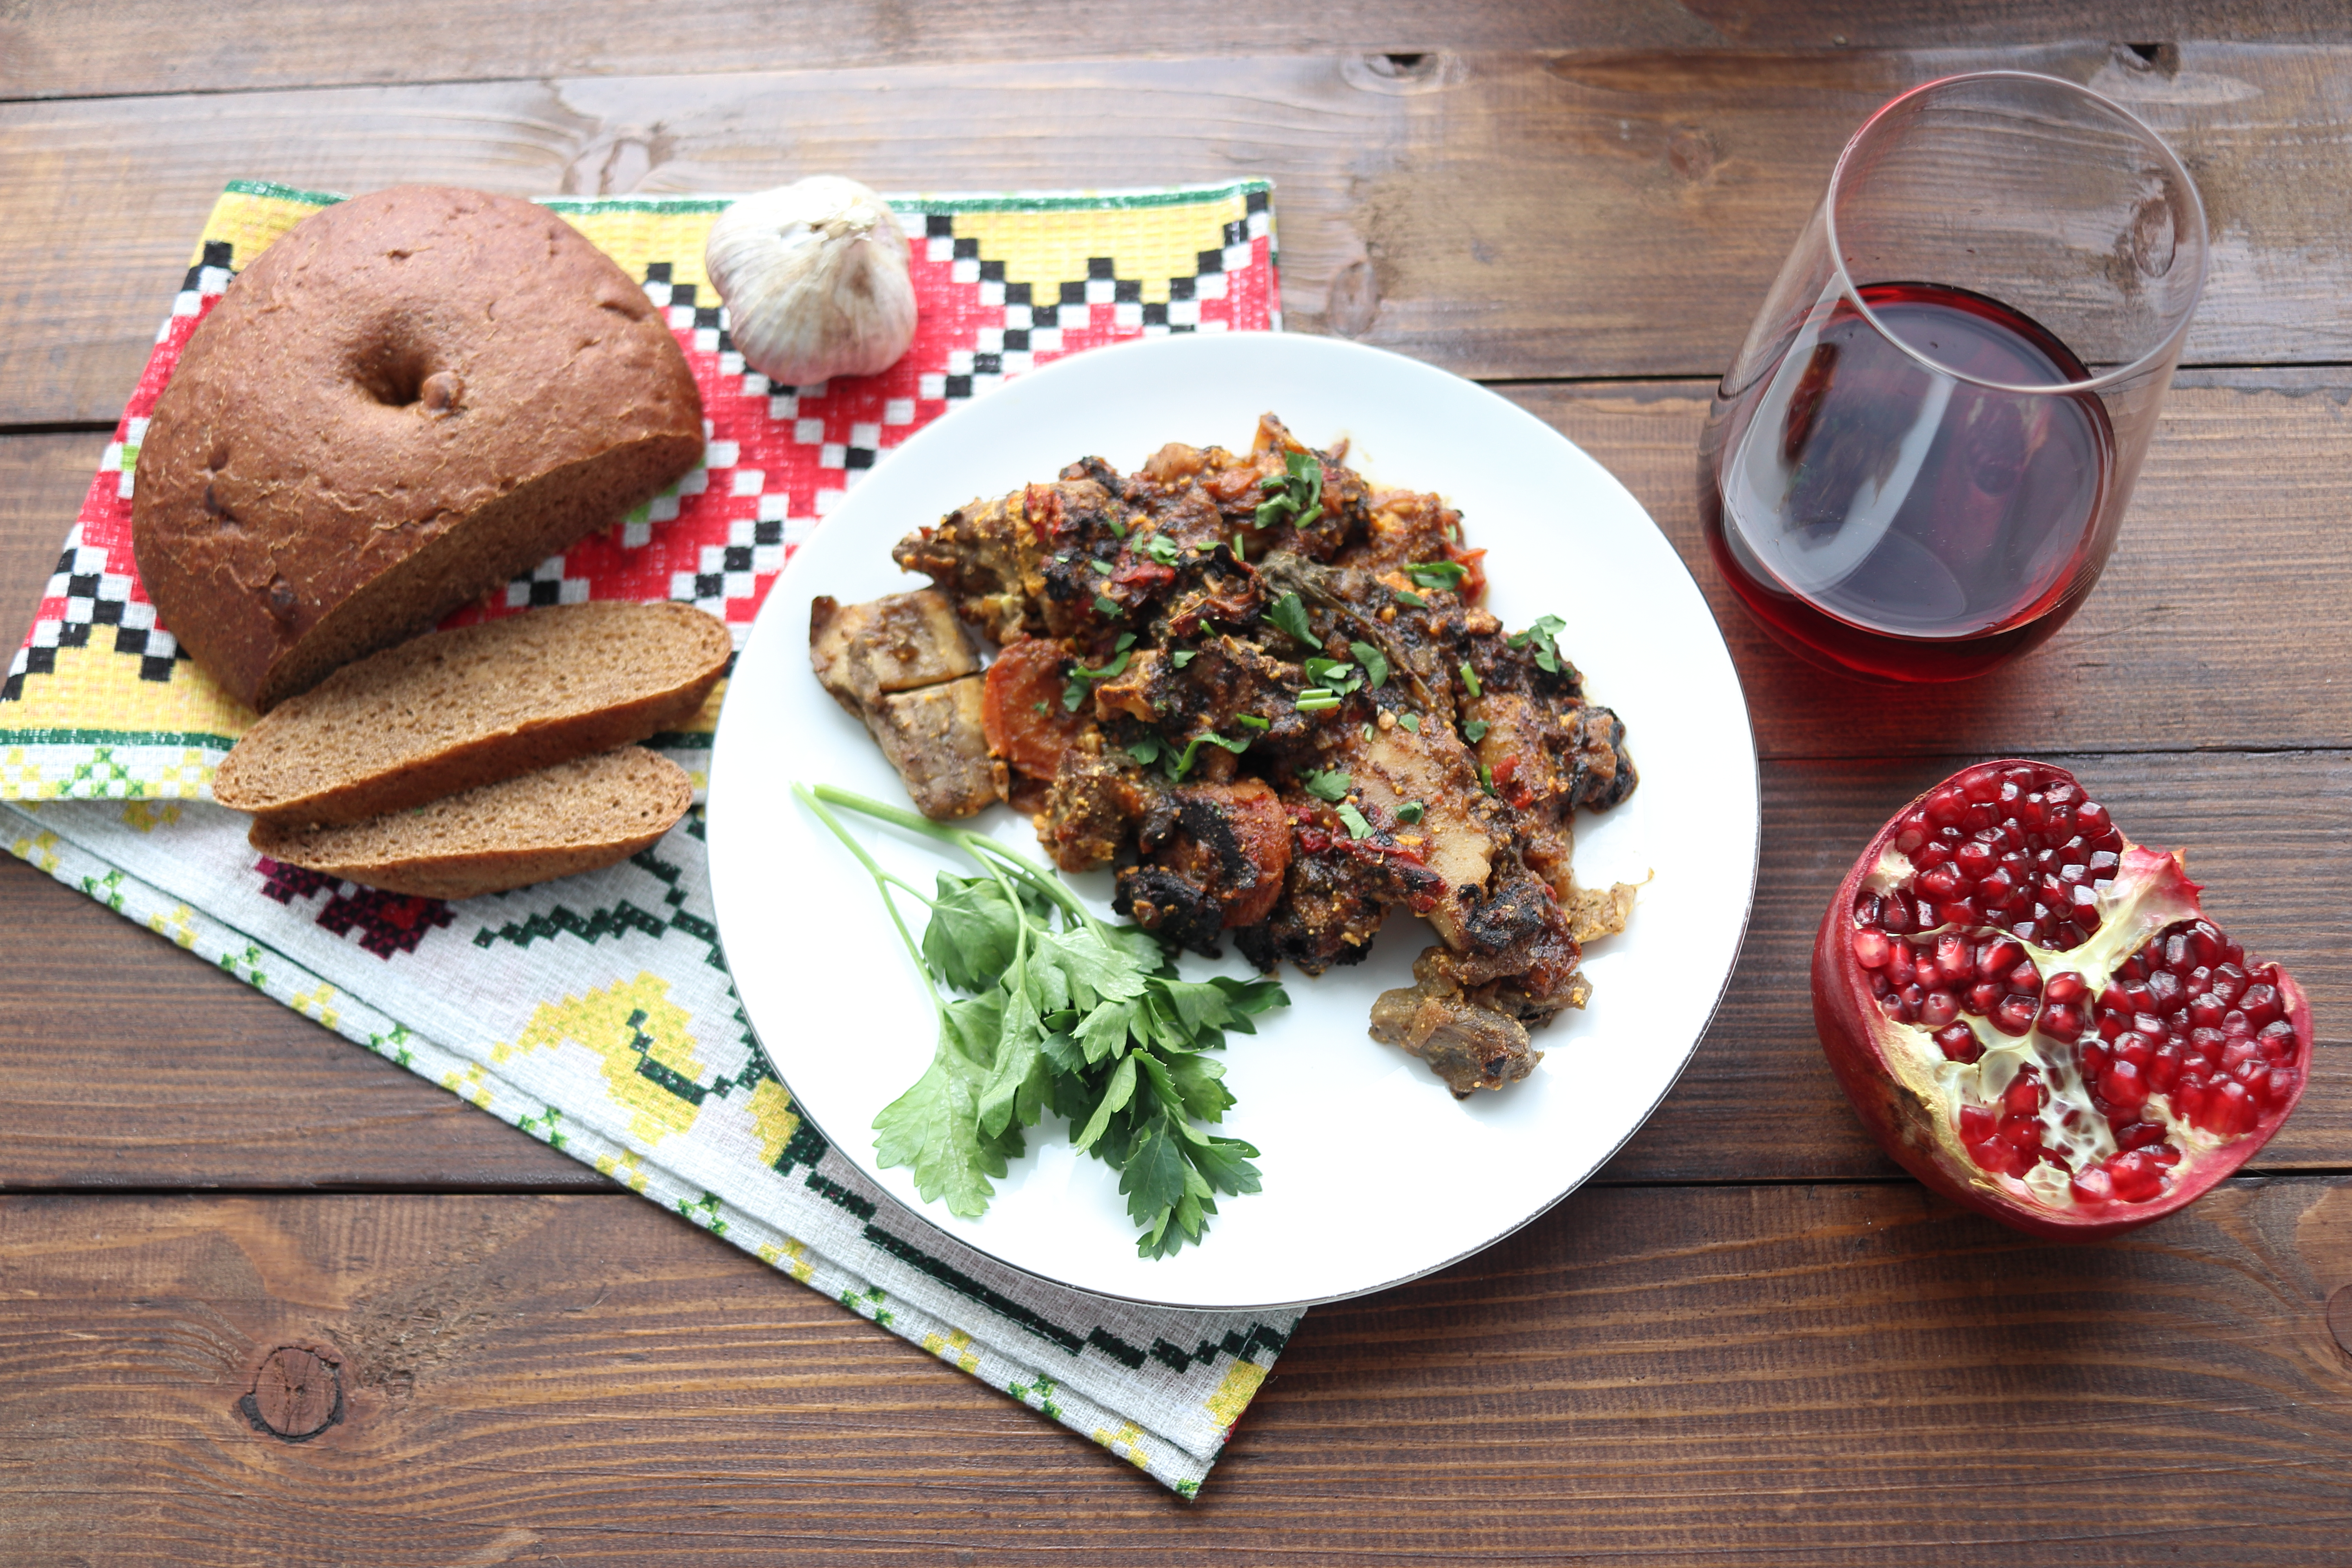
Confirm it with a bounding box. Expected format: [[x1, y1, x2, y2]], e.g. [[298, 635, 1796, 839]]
[[810, 590, 994, 819]]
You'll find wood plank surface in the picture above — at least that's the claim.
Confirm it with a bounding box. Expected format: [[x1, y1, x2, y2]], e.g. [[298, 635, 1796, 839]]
[[5, 44, 2352, 424], [8, 374, 2349, 762], [10, 2, 2349, 102], [5, 1180, 2350, 1562], [6, 741, 2339, 1191]]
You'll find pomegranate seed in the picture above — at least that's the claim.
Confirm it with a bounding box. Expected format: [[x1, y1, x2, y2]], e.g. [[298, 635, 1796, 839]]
[[2107, 1150, 2164, 1203], [2266, 1067, 2299, 1106], [2211, 964, 2246, 1004], [2114, 1120, 2168, 1152], [2044, 971, 2087, 1006], [2080, 1041, 2111, 1076], [2038, 1002, 2084, 1043], [2149, 1143, 2181, 1167], [1961, 768, 2002, 804], [2116, 952, 2147, 983], [1935, 1023, 1983, 1063], [2231, 1056, 2269, 1093], [1992, 995, 2039, 1036], [1926, 789, 1966, 829], [2194, 1079, 2256, 1137], [2075, 801, 2111, 837], [2053, 921, 2089, 948], [2116, 1033, 2154, 1068], [2004, 1073, 2043, 1117], [2188, 994, 2225, 1029], [1977, 939, 2024, 981], [2100, 1059, 2151, 1111], [1881, 899, 1912, 935], [1915, 840, 1953, 873], [1918, 863, 1965, 900], [1935, 933, 1968, 972], [2009, 917, 2040, 944], [1886, 945, 1914, 984], [2149, 1044, 2183, 1092], [2223, 1011, 2253, 1041], [2147, 969, 2183, 1011], [1895, 816, 1927, 855], [1956, 840, 1996, 877], [1937, 899, 1980, 927], [2256, 1020, 2298, 1061], [1967, 980, 2002, 1014], [1998, 1114, 2043, 1151], [2087, 849, 2120, 881], [1958, 1105, 1996, 1144], [1853, 930, 1891, 968], [2175, 1080, 2208, 1122], [2006, 962, 2042, 996], [1921, 991, 1959, 1028], [2071, 1167, 2116, 1203], [2241, 984, 2282, 1027]]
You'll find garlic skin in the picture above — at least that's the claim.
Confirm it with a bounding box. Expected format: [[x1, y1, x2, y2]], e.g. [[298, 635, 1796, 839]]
[[704, 176, 918, 386]]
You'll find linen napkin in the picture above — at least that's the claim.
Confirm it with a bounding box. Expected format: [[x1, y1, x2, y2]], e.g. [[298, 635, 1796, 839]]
[[0, 179, 1295, 1494]]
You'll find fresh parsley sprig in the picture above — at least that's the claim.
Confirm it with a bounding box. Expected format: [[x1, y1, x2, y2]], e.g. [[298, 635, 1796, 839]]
[[1508, 613, 1570, 675], [796, 784, 1288, 1258]]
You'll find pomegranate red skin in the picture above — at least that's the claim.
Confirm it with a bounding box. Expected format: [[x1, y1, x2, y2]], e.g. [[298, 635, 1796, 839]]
[[1811, 760, 2314, 1241]]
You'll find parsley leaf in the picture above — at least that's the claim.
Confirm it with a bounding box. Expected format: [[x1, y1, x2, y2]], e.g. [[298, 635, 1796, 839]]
[[1170, 729, 1251, 780], [1300, 768, 1352, 802], [1458, 660, 1482, 697], [1089, 558, 1114, 575], [1302, 655, 1361, 694], [1399, 712, 1421, 733], [1394, 588, 1426, 608], [1093, 593, 1122, 618], [1251, 451, 1325, 530], [1061, 640, 1138, 711], [1143, 534, 1182, 566], [1406, 560, 1466, 590], [1123, 734, 1164, 766], [1463, 717, 1490, 743], [1171, 649, 1197, 668], [1268, 591, 1316, 647], [1508, 613, 1570, 675], [1336, 802, 1374, 839], [1396, 800, 1426, 824], [1348, 640, 1389, 688], [1236, 713, 1269, 730]]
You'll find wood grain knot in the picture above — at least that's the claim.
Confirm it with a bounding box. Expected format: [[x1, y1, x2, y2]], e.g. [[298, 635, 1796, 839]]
[[2328, 1285, 2352, 1358], [1325, 260, 1381, 339], [1667, 129, 1719, 186], [238, 1346, 345, 1443]]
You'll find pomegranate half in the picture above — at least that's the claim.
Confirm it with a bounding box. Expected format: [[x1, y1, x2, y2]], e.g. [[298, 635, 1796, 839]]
[[1813, 759, 2312, 1239]]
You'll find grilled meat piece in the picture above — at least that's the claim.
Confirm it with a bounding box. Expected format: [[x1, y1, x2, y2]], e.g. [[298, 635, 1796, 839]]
[[1114, 777, 1292, 954], [810, 591, 994, 819], [1369, 946, 1544, 1098]]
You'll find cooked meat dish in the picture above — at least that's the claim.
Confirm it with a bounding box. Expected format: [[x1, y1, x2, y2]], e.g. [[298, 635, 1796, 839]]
[[847, 413, 1638, 1095]]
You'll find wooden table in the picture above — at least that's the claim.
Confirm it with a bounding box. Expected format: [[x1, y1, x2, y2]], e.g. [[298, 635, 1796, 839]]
[[4, 6, 2348, 1561]]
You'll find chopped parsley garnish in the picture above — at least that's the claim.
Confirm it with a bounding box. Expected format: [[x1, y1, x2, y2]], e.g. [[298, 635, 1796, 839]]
[[1478, 762, 1496, 795], [1124, 734, 1164, 765], [1302, 655, 1362, 695], [1458, 661, 1482, 697], [1462, 718, 1490, 743], [1143, 534, 1182, 566], [1090, 558, 1114, 575], [1301, 768, 1352, 802], [1348, 640, 1389, 688], [1396, 800, 1426, 824], [1252, 450, 1324, 530], [1062, 635, 1137, 711], [1399, 712, 1421, 733], [1107, 512, 1128, 538], [1170, 729, 1252, 780], [1094, 593, 1123, 618], [1394, 589, 1426, 609], [1405, 560, 1466, 590], [798, 783, 1286, 1259], [1236, 713, 1270, 730], [1171, 650, 1197, 669], [1268, 591, 1316, 647], [1336, 803, 1374, 839], [1294, 689, 1341, 713], [1508, 614, 1569, 675], [1033, 700, 1050, 714]]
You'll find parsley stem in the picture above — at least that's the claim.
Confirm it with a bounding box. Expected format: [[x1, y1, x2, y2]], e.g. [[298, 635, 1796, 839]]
[[807, 783, 1103, 935], [792, 783, 945, 1018]]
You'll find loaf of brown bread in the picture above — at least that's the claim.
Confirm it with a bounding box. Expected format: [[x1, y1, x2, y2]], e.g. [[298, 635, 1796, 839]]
[[215, 601, 730, 827], [249, 747, 693, 901], [132, 185, 705, 712]]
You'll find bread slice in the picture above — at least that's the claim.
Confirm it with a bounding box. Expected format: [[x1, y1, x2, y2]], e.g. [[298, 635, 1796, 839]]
[[215, 601, 730, 827], [249, 746, 692, 901]]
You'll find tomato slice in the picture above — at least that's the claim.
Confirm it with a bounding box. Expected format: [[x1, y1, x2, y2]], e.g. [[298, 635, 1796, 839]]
[[981, 638, 1087, 780]]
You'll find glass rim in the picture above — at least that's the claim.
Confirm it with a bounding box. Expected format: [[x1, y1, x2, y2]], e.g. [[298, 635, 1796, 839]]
[[1822, 69, 2211, 398]]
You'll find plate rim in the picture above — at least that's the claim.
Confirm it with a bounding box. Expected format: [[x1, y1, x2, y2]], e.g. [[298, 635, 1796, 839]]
[[706, 330, 1760, 1310]]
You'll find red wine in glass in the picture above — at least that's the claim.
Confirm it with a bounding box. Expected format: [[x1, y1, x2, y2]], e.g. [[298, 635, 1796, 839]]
[[1701, 282, 2116, 683]]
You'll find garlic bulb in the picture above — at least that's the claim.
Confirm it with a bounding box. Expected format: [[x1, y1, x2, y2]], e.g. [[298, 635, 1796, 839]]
[[704, 176, 918, 385]]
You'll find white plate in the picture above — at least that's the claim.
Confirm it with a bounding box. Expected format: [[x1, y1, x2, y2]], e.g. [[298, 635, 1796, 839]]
[[707, 332, 1757, 1310]]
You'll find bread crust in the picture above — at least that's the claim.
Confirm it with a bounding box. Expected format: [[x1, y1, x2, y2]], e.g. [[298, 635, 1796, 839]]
[[132, 185, 705, 711]]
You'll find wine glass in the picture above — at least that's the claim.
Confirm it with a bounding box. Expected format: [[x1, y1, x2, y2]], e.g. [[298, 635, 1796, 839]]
[[1699, 71, 2208, 684]]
